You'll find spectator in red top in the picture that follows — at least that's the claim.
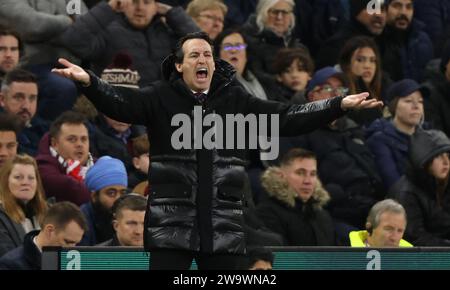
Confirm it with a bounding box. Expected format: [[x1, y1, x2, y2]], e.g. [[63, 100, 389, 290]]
[[36, 111, 94, 206]]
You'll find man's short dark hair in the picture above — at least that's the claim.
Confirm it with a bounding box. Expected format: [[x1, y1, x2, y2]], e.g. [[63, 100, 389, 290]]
[[42, 201, 88, 232], [280, 148, 316, 167], [1, 69, 37, 91], [112, 194, 147, 220], [246, 247, 274, 269], [0, 26, 23, 58], [49, 111, 88, 139], [0, 113, 22, 135], [174, 31, 213, 64]]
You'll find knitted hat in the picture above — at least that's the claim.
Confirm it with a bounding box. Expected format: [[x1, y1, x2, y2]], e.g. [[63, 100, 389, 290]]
[[85, 156, 128, 192], [101, 53, 140, 88]]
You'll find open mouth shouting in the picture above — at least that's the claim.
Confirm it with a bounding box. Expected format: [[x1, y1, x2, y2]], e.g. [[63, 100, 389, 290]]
[[196, 68, 208, 81]]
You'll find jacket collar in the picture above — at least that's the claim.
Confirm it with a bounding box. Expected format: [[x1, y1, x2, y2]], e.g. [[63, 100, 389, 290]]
[[261, 166, 330, 209], [161, 54, 236, 97], [23, 230, 41, 270]]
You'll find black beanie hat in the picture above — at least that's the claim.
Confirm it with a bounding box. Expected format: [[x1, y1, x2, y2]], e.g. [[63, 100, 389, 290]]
[[350, 0, 372, 19], [350, 0, 385, 20]]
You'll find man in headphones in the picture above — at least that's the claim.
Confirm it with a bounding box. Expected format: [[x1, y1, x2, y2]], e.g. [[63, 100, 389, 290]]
[[349, 198, 413, 247]]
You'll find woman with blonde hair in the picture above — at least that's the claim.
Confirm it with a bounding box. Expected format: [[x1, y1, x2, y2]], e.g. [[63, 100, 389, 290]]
[[243, 0, 305, 78], [186, 0, 228, 40], [0, 154, 48, 257]]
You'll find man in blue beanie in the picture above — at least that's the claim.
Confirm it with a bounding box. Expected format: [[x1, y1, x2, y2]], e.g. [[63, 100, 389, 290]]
[[78, 156, 128, 246]]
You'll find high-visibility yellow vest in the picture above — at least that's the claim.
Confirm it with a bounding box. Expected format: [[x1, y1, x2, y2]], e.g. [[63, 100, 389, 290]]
[[349, 230, 413, 247]]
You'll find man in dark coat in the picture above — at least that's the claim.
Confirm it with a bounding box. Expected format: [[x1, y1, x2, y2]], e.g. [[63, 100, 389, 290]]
[[378, 0, 433, 82], [316, 0, 387, 68], [52, 32, 382, 270], [0, 202, 87, 270], [97, 194, 147, 247], [59, 0, 200, 86], [0, 69, 49, 156], [256, 148, 336, 246], [412, 0, 450, 56]]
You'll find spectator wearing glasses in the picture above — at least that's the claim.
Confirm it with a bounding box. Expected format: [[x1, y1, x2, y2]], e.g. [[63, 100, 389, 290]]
[[277, 67, 384, 232], [338, 36, 392, 127], [98, 194, 146, 247], [214, 28, 287, 103], [0, 113, 21, 169], [306, 67, 349, 103], [186, 0, 227, 41], [242, 0, 306, 80], [79, 156, 128, 246]]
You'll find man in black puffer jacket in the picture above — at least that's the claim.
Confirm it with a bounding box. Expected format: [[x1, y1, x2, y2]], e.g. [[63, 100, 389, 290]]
[[52, 32, 382, 270]]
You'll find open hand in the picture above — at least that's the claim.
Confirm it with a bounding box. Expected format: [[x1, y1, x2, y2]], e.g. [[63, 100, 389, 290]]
[[52, 58, 91, 86], [341, 92, 383, 111]]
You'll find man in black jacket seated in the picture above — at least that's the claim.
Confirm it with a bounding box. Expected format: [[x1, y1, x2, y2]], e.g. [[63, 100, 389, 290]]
[[52, 32, 382, 270], [0, 202, 87, 270], [97, 194, 147, 247]]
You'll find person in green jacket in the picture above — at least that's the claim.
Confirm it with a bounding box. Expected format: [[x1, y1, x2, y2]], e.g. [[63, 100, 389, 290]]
[[349, 198, 412, 247]]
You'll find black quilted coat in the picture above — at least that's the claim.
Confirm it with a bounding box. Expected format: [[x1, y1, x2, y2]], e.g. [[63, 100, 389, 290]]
[[81, 56, 346, 254]]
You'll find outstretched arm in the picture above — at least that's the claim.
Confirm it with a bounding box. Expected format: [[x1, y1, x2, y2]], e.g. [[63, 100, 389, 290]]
[[244, 89, 383, 136], [52, 58, 91, 85], [52, 58, 152, 126]]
